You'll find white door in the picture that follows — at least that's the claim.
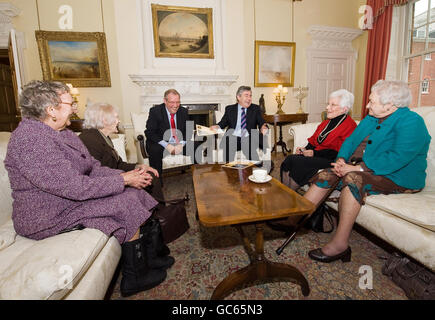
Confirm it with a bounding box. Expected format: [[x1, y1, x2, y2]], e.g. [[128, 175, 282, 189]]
[[308, 57, 348, 122]]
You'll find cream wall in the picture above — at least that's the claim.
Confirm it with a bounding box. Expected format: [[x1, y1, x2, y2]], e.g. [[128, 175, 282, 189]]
[[9, 0, 367, 161]]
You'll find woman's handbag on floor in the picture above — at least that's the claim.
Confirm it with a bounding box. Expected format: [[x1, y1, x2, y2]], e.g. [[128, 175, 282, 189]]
[[381, 252, 435, 300], [304, 204, 334, 233], [152, 194, 190, 244]]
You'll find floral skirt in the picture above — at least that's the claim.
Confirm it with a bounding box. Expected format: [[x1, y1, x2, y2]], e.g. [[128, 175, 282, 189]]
[[310, 169, 419, 205]]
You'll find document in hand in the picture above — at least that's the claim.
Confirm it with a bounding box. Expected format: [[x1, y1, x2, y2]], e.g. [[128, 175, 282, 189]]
[[196, 124, 224, 136]]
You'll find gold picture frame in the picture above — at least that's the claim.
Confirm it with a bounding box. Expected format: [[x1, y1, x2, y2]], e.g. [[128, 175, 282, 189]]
[[35, 30, 111, 87], [254, 41, 296, 87], [151, 4, 214, 59]]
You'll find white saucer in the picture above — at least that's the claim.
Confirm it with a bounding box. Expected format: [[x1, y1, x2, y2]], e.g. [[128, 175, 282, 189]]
[[248, 174, 272, 184]]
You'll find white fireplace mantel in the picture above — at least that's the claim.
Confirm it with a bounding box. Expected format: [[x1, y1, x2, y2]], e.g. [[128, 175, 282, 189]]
[[129, 74, 239, 112]]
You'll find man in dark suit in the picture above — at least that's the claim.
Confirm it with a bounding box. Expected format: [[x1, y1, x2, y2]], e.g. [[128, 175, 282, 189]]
[[145, 89, 193, 175], [211, 86, 269, 162]]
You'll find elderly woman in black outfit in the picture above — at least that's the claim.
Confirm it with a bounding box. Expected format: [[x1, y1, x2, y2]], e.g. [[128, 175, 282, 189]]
[[79, 102, 174, 288], [269, 89, 357, 232]]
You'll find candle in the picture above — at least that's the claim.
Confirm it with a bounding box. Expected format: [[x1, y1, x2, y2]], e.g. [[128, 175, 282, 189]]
[[278, 85, 283, 90], [70, 88, 79, 95], [283, 87, 288, 94], [273, 88, 279, 95]]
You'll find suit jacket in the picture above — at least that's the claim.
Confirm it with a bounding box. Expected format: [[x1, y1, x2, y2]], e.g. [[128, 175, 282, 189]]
[[145, 103, 190, 148], [79, 128, 136, 172], [217, 103, 266, 133]]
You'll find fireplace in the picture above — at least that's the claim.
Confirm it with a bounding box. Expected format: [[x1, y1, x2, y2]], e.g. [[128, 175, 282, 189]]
[[184, 104, 218, 127]]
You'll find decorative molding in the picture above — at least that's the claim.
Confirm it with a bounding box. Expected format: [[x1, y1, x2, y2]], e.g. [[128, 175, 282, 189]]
[[129, 74, 238, 112], [308, 25, 363, 51]]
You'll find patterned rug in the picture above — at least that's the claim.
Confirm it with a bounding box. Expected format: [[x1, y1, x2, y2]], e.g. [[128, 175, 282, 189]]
[[109, 152, 407, 300]]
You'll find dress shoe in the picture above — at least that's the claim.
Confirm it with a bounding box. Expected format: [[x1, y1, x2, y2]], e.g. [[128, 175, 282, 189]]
[[308, 247, 352, 263]]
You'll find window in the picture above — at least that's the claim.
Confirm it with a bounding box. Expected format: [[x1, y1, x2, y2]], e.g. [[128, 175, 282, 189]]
[[422, 78, 430, 93], [403, 0, 435, 107]]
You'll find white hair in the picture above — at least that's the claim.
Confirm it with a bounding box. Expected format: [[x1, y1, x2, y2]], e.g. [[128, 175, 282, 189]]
[[83, 102, 118, 129], [371, 80, 412, 108], [329, 89, 354, 113]]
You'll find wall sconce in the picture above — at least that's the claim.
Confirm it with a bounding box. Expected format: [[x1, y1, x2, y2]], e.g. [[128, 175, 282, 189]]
[[272, 84, 288, 114], [66, 83, 80, 120]]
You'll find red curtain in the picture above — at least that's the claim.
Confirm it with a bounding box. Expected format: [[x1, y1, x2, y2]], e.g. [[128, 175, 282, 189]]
[[361, 0, 409, 119]]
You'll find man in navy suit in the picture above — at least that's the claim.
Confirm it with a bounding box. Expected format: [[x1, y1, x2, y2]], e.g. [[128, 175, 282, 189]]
[[212, 86, 269, 162], [145, 89, 192, 175]]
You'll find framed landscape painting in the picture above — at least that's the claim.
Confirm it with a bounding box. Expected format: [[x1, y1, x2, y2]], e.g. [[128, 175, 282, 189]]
[[254, 41, 296, 87], [35, 31, 111, 87], [151, 4, 214, 59]]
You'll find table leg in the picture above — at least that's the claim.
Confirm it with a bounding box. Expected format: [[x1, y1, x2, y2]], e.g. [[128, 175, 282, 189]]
[[210, 223, 310, 300]]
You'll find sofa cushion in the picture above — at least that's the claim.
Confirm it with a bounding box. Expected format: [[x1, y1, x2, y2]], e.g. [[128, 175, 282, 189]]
[[0, 220, 16, 251], [0, 132, 12, 226], [0, 228, 109, 300], [363, 188, 435, 232], [413, 107, 435, 188]]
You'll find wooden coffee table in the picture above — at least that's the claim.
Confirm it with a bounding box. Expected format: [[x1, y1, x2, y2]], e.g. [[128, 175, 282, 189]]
[[192, 164, 315, 300]]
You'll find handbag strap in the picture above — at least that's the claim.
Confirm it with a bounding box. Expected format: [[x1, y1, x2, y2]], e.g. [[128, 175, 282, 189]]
[[322, 208, 334, 233]]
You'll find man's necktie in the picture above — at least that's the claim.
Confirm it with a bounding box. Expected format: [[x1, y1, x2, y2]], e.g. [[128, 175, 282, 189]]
[[170, 113, 179, 144], [241, 108, 247, 137]]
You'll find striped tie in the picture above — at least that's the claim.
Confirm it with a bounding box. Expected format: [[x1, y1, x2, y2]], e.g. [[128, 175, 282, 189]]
[[241, 108, 247, 137]]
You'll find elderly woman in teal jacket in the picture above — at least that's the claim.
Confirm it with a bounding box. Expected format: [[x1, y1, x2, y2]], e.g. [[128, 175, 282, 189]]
[[303, 80, 431, 263]]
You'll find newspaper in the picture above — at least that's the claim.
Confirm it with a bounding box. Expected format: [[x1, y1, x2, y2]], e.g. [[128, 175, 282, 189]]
[[196, 124, 224, 136]]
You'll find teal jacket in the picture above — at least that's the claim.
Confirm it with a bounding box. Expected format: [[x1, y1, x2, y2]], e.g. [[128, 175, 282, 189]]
[[337, 107, 431, 190]]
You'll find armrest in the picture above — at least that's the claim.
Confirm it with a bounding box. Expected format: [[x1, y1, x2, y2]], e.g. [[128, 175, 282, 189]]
[[137, 134, 149, 158], [289, 122, 320, 154]]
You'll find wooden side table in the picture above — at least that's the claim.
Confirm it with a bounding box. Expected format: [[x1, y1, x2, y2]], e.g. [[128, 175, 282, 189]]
[[263, 113, 308, 155]]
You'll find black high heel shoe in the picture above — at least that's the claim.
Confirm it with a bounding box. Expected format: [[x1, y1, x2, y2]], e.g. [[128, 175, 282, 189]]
[[308, 247, 351, 263]]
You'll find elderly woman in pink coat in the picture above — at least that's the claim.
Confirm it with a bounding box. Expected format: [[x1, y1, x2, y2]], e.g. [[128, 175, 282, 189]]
[[4, 80, 169, 297]]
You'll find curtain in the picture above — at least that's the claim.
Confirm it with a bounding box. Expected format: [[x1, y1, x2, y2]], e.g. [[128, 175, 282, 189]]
[[361, 0, 409, 119]]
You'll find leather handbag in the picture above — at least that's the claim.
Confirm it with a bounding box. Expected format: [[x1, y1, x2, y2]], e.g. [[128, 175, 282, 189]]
[[381, 252, 435, 300], [304, 204, 334, 233], [152, 194, 190, 244]]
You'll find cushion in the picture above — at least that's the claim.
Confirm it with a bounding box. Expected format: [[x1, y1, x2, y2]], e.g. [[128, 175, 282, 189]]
[[0, 132, 12, 225], [0, 220, 16, 251], [130, 112, 148, 140], [413, 107, 435, 188], [0, 228, 108, 300], [364, 189, 435, 232]]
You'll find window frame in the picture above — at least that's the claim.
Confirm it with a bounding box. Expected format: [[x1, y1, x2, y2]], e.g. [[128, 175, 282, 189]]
[[402, 0, 435, 107]]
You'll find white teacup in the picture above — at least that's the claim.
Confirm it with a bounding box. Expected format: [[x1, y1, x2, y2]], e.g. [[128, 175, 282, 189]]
[[253, 168, 268, 181]]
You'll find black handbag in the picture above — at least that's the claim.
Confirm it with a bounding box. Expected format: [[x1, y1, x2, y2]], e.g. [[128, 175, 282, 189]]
[[304, 204, 334, 233], [152, 194, 190, 244], [381, 252, 435, 300]]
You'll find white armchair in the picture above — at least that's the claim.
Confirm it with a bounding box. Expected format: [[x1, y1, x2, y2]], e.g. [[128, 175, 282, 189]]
[[130, 112, 192, 172]]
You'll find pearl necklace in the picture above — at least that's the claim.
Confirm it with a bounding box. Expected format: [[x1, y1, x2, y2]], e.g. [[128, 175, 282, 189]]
[[317, 114, 347, 144]]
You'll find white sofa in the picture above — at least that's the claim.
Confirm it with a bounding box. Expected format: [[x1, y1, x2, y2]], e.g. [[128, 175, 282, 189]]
[[0, 132, 128, 299], [288, 107, 435, 271]]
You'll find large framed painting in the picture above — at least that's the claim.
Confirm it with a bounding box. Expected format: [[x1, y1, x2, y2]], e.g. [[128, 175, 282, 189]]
[[151, 4, 214, 59], [254, 41, 296, 87], [35, 31, 111, 87]]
